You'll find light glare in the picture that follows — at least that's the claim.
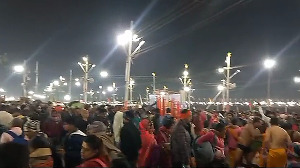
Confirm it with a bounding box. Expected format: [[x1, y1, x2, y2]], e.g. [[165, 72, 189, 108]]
[[100, 71, 108, 78], [13, 65, 25, 73], [264, 59, 276, 69], [294, 76, 300, 83], [217, 85, 224, 91]]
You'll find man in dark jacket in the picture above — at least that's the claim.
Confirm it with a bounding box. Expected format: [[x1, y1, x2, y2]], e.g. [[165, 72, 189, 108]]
[[63, 117, 86, 168], [120, 110, 142, 168], [171, 109, 193, 168]]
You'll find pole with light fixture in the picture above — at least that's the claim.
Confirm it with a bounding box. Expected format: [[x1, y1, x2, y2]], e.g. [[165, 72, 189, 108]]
[[217, 52, 241, 111], [117, 21, 145, 107], [78, 56, 96, 102], [152, 72, 156, 94], [179, 64, 192, 109], [129, 78, 135, 103], [294, 76, 300, 96], [263, 58, 276, 106], [13, 61, 28, 97]]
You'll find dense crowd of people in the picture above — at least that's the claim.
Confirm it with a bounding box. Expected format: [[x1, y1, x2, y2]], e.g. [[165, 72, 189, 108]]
[[0, 100, 300, 168]]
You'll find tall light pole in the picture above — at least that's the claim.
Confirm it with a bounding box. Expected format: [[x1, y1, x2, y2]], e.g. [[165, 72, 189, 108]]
[[117, 21, 145, 107], [226, 52, 231, 103], [13, 62, 28, 97], [294, 76, 300, 95], [180, 64, 192, 109], [146, 87, 150, 102], [78, 56, 96, 102], [35, 61, 39, 93], [152, 72, 156, 94], [217, 52, 240, 111], [263, 58, 276, 105], [129, 78, 135, 103]]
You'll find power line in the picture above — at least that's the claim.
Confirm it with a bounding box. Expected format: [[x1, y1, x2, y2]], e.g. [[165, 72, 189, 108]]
[[135, 0, 252, 58]]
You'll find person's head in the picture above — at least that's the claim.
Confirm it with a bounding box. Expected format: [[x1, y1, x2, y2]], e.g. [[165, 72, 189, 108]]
[[231, 117, 238, 126], [123, 110, 134, 123], [51, 110, 61, 122], [252, 117, 263, 128], [162, 115, 175, 129], [23, 119, 41, 140], [0, 142, 29, 168], [63, 117, 78, 133], [281, 122, 292, 131], [81, 135, 104, 161], [139, 119, 151, 132], [259, 120, 268, 134], [166, 108, 171, 114], [80, 109, 89, 119], [180, 109, 192, 122], [214, 122, 226, 138], [87, 121, 107, 135], [96, 107, 107, 118], [270, 117, 279, 126], [227, 112, 233, 121], [29, 133, 51, 156], [114, 105, 122, 112], [11, 118, 23, 128]]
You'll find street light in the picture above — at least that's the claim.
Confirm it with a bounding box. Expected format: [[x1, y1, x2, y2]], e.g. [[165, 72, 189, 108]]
[[0, 88, 5, 93], [13, 63, 28, 97], [53, 80, 60, 86], [183, 70, 189, 77], [294, 77, 300, 83], [152, 72, 156, 94], [217, 85, 224, 91], [107, 86, 114, 92], [100, 71, 108, 78], [263, 58, 276, 105], [75, 81, 81, 87], [180, 64, 192, 108], [264, 59, 276, 69], [13, 65, 25, 73], [129, 78, 135, 103], [64, 95, 71, 101], [117, 21, 145, 106], [218, 68, 225, 73], [78, 55, 96, 102], [82, 56, 88, 63], [184, 86, 191, 92]]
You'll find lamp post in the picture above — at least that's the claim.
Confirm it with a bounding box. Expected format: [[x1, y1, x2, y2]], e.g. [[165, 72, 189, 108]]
[[78, 56, 96, 102], [152, 72, 156, 94], [217, 52, 241, 111], [13, 62, 28, 97], [263, 58, 276, 105], [117, 21, 145, 107], [226, 53, 231, 103], [129, 78, 135, 103], [179, 64, 192, 109], [294, 76, 300, 95], [146, 87, 150, 102]]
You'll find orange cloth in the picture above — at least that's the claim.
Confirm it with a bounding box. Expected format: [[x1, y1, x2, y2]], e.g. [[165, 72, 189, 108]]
[[259, 134, 267, 168], [267, 148, 287, 168], [180, 110, 192, 119], [138, 119, 157, 167], [228, 148, 237, 168]]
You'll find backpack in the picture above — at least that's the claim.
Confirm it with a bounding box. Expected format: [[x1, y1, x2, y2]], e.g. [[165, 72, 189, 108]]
[[192, 134, 217, 165], [6, 131, 28, 145]]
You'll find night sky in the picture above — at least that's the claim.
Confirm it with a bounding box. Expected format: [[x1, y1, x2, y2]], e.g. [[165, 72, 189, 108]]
[[1, 0, 300, 100]]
